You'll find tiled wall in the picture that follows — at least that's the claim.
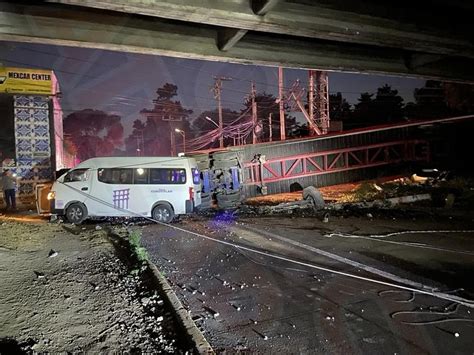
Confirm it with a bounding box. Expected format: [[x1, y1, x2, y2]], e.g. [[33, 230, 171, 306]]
[[12, 95, 54, 203]]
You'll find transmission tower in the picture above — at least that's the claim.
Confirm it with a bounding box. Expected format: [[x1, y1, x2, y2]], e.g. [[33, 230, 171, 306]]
[[286, 70, 330, 135], [311, 70, 330, 134]]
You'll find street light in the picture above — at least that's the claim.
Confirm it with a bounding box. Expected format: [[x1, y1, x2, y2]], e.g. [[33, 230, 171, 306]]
[[205, 116, 219, 128], [174, 128, 186, 153]]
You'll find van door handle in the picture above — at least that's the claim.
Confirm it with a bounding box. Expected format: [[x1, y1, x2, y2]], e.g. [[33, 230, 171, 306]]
[[81, 187, 88, 191]]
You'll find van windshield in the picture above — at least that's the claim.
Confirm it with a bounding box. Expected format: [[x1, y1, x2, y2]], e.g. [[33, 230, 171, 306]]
[[63, 169, 89, 183]]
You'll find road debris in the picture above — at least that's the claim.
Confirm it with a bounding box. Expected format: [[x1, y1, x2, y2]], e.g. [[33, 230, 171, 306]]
[[203, 306, 219, 318], [0, 219, 193, 353], [34, 271, 45, 279]]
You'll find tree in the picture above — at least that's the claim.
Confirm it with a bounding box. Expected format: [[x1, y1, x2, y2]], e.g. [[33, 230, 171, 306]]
[[124, 119, 146, 155], [373, 84, 404, 122], [350, 85, 405, 128], [443, 82, 474, 115], [350, 92, 376, 128], [134, 83, 193, 155], [63, 109, 124, 161], [408, 80, 450, 119], [329, 92, 352, 121]]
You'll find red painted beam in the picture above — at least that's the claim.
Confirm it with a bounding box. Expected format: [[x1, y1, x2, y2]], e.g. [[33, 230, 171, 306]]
[[244, 140, 429, 184]]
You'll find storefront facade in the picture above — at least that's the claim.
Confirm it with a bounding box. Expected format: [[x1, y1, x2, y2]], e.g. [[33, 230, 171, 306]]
[[1, 67, 70, 206]]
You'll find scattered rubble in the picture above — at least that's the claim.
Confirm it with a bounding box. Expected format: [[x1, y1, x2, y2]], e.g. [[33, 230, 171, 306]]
[[0, 218, 193, 353], [239, 173, 474, 218]]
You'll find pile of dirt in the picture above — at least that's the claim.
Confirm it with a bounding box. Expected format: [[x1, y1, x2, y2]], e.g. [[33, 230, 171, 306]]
[[0, 217, 192, 353]]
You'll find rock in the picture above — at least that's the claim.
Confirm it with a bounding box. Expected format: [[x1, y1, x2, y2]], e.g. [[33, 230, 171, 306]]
[[48, 249, 58, 258], [141, 297, 151, 306], [322, 213, 329, 223], [95, 225, 103, 230], [34, 271, 45, 279], [373, 183, 383, 192], [445, 194, 455, 209]]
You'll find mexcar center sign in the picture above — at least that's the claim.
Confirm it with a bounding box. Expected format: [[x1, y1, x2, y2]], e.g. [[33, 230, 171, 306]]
[[0, 67, 53, 95]]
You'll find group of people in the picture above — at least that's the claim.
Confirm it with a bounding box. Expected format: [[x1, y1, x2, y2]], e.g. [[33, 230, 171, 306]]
[[1, 169, 17, 211]]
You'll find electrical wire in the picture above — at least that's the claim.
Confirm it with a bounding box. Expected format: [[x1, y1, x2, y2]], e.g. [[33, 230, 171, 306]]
[[325, 232, 474, 256], [390, 303, 474, 326]]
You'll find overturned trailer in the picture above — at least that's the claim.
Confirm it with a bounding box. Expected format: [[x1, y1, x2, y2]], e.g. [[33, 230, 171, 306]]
[[186, 115, 474, 209]]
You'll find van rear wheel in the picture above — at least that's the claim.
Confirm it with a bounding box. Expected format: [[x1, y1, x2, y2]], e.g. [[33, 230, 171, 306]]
[[152, 203, 174, 223], [66, 203, 87, 224]]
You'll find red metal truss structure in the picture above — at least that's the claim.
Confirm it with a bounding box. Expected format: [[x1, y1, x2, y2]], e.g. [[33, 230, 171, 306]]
[[244, 140, 429, 185]]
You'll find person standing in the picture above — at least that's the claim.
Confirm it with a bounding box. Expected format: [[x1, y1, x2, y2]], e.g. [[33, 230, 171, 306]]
[[2, 169, 17, 211]]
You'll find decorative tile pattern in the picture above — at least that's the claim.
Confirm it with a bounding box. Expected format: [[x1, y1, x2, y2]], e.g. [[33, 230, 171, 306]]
[[14, 96, 32, 108], [38, 168, 52, 180], [17, 155, 33, 164], [33, 96, 49, 109], [17, 139, 32, 152], [14, 95, 49, 109], [14, 108, 32, 122], [33, 110, 48, 122], [16, 124, 33, 137], [33, 125, 49, 137], [12, 95, 54, 201], [19, 182, 34, 195], [34, 139, 50, 152]]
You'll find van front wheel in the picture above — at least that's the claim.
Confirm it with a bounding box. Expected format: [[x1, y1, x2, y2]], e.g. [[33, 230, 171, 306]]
[[152, 203, 174, 223], [66, 203, 87, 224]]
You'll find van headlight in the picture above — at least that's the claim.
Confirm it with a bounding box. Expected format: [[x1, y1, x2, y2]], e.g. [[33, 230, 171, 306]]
[[47, 191, 56, 200]]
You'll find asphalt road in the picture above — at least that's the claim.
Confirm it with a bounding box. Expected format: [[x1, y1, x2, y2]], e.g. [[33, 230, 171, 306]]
[[140, 212, 474, 354]]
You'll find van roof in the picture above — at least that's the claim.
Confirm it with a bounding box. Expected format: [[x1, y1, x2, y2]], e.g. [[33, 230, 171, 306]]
[[74, 156, 193, 169]]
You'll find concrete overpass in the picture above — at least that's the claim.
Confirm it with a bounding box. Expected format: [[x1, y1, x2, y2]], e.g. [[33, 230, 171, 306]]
[[0, 0, 473, 82]]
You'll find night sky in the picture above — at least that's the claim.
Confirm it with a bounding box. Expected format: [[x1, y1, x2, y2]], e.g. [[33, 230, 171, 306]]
[[0, 40, 425, 133]]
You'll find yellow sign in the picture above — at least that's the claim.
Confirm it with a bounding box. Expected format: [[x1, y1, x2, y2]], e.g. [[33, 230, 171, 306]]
[[0, 67, 53, 95]]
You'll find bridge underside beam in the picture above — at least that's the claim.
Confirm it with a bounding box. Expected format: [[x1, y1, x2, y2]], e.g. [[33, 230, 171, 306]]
[[47, 0, 473, 58], [0, 3, 473, 82]]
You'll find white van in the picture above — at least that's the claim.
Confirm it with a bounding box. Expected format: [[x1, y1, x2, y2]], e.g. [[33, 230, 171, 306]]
[[48, 157, 202, 224]]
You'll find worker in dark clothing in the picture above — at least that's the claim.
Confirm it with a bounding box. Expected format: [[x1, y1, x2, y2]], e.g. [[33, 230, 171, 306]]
[[2, 169, 17, 211]]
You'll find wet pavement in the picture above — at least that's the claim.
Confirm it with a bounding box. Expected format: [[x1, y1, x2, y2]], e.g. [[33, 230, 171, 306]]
[[140, 212, 474, 353]]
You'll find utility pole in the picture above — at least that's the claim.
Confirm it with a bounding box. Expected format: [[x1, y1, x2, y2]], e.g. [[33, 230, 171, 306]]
[[175, 128, 186, 153], [251, 81, 258, 144], [135, 128, 144, 156], [268, 113, 273, 142], [170, 130, 176, 156], [278, 66, 285, 141], [135, 135, 141, 156], [213, 76, 232, 148]]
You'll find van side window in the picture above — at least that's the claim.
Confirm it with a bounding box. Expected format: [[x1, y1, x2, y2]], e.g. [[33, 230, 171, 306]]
[[98, 168, 133, 184], [133, 168, 149, 184], [191, 168, 200, 184], [64, 169, 89, 183], [150, 168, 186, 184]]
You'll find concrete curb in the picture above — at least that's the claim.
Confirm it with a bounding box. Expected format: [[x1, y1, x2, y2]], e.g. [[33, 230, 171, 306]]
[[147, 261, 214, 354]]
